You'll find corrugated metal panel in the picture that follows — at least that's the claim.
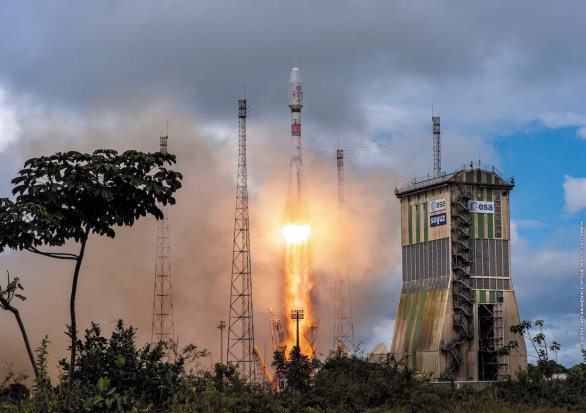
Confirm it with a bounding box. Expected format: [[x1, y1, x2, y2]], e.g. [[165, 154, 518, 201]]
[[495, 190, 502, 238], [391, 290, 449, 370], [402, 238, 451, 292], [501, 192, 510, 240], [401, 199, 409, 246], [487, 188, 494, 238], [503, 291, 527, 374], [401, 188, 451, 247], [471, 239, 510, 278]]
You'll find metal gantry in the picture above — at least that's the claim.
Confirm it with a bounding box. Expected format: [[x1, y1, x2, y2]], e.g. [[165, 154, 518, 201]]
[[151, 135, 175, 349], [227, 99, 256, 383], [333, 149, 356, 354]]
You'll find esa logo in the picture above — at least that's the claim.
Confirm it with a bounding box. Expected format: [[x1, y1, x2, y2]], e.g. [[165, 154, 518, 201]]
[[429, 198, 446, 212], [469, 201, 495, 214], [430, 213, 447, 227]]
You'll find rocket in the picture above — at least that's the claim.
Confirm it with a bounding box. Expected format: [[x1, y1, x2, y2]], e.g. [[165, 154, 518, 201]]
[[285, 67, 308, 223]]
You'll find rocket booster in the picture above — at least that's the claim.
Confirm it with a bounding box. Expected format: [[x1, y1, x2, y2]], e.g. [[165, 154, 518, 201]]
[[286, 67, 307, 223], [289, 67, 303, 197], [289, 68, 303, 142]]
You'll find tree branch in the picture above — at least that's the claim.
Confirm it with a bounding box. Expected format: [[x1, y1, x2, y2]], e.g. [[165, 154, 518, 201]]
[[27, 246, 78, 260]]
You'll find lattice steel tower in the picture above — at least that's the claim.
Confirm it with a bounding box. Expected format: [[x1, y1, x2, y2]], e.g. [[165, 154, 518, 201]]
[[433, 116, 441, 177], [333, 149, 356, 354], [151, 135, 175, 346], [227, 99, 256, 382]]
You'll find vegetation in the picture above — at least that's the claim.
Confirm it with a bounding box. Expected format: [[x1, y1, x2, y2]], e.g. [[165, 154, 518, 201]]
[[1, 322, 586, 412], [0, 273, 37, 382], [0, 149, 182, 387], [2, 150, 585, 411]]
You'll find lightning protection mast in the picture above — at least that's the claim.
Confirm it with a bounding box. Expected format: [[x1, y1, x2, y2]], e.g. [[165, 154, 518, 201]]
[[433, 116, 441, 177], [333, 149, 356, 354], [151, 134, 175, 352], [227, 99, 256, 383], [578, 221, 584, 351]]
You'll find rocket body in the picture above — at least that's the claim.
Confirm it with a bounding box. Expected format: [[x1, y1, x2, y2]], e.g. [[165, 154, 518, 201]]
[[289, 67, 303, 111], [283, 68, 313, 356], [286, 67, 306, 222]]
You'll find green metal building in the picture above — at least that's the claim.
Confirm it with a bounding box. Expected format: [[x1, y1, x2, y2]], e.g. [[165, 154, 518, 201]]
[[390, 163, 527, 381]]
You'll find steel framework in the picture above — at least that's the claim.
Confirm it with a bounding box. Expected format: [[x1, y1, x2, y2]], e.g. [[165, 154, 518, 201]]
[[433, 116, 441, 177], [151, 135, 175, 348], [227, 99, 256, 383], [333, 149, 356, 354], [578, 221, 584, 351]]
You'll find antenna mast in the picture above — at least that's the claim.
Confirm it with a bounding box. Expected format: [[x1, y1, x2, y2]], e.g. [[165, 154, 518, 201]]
[[578, 221, 584, 351], [151, 134, 175, 349], [333, 149, 356, 354], [433, 116, 441, 177], [227, 99, 256, 382]]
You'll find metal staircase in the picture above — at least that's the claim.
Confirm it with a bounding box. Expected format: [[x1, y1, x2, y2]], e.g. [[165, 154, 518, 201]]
[[441, 181, 474, 380]]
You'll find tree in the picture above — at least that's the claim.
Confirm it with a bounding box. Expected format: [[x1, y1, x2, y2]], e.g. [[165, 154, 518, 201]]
[[0, 149, 182, 391], [0, 272, 37, 381], [272, 346, 320, 393], [505, 319, 565, 379]]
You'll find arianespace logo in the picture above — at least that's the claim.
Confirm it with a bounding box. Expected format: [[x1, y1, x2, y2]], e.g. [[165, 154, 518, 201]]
[[429, 198, 446, 212], [469, 200, 494, 214], [430, 213, 447, 227]]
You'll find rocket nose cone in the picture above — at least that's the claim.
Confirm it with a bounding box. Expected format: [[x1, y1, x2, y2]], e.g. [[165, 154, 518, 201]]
[[289, 67, 301, 84]]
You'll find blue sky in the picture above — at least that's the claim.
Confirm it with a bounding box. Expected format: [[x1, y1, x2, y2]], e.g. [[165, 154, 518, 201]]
[[497, 126, 584, 245], [1, 1, 586, 372]]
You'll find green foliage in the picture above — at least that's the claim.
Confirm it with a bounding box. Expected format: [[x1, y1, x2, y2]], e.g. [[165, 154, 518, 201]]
[[272, 346, 320, 394], [58, 320, 185, 412], [311, 355, 446, 413], [3, 324, 586, 412], [0, 366, 29, 412], [0, 149, 183, 394], [0, 275, 26, 307], [0, 149, 182, 251], [504, 319, 566, 379]]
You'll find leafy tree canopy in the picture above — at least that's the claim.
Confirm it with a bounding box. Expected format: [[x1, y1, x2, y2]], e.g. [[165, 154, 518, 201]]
[[0, 149, 182, 254]]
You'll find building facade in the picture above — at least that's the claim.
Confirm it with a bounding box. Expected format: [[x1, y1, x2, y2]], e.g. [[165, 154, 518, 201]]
[[390, 164, 527, 381]]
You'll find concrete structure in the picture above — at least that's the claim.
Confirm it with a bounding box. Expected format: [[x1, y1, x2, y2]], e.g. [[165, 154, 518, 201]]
[[390, 163, 527, 381]]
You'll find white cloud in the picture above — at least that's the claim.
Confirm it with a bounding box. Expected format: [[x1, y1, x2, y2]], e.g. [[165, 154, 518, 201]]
[[563, 175, 586, 213], [511, 220, 582, 366], [542, 111, 586, 129], [542, 111, 586, 139], [0, 88, 20, 152], [514, 219, 550, 229]]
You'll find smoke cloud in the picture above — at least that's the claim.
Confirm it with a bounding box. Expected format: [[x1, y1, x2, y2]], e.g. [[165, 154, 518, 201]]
[[0, 95, 413, 380]]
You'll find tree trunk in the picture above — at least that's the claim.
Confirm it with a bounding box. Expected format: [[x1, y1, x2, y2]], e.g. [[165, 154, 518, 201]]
[[68, 228, 90, 389], [0, 297, 38, 381]]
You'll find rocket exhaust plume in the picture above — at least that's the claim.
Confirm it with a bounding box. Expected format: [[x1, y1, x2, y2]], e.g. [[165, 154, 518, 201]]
[[282, 67, 315, 355]]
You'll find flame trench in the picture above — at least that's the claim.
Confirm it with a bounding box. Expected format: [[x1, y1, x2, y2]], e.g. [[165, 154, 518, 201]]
[[282, 221, 314, 355]]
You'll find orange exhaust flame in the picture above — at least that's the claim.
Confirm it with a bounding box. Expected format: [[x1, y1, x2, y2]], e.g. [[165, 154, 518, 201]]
[[282, 222, 315, 356]]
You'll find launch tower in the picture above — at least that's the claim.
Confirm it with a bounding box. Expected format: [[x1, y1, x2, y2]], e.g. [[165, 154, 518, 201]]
[[333, 149, 356, 353], [152, 135, 175, 349], [227, 99, 256, 382], [391, 161, 527, 380]]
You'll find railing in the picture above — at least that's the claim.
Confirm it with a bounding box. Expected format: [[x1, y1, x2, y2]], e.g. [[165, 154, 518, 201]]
[[395, 162, 514, 194]]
